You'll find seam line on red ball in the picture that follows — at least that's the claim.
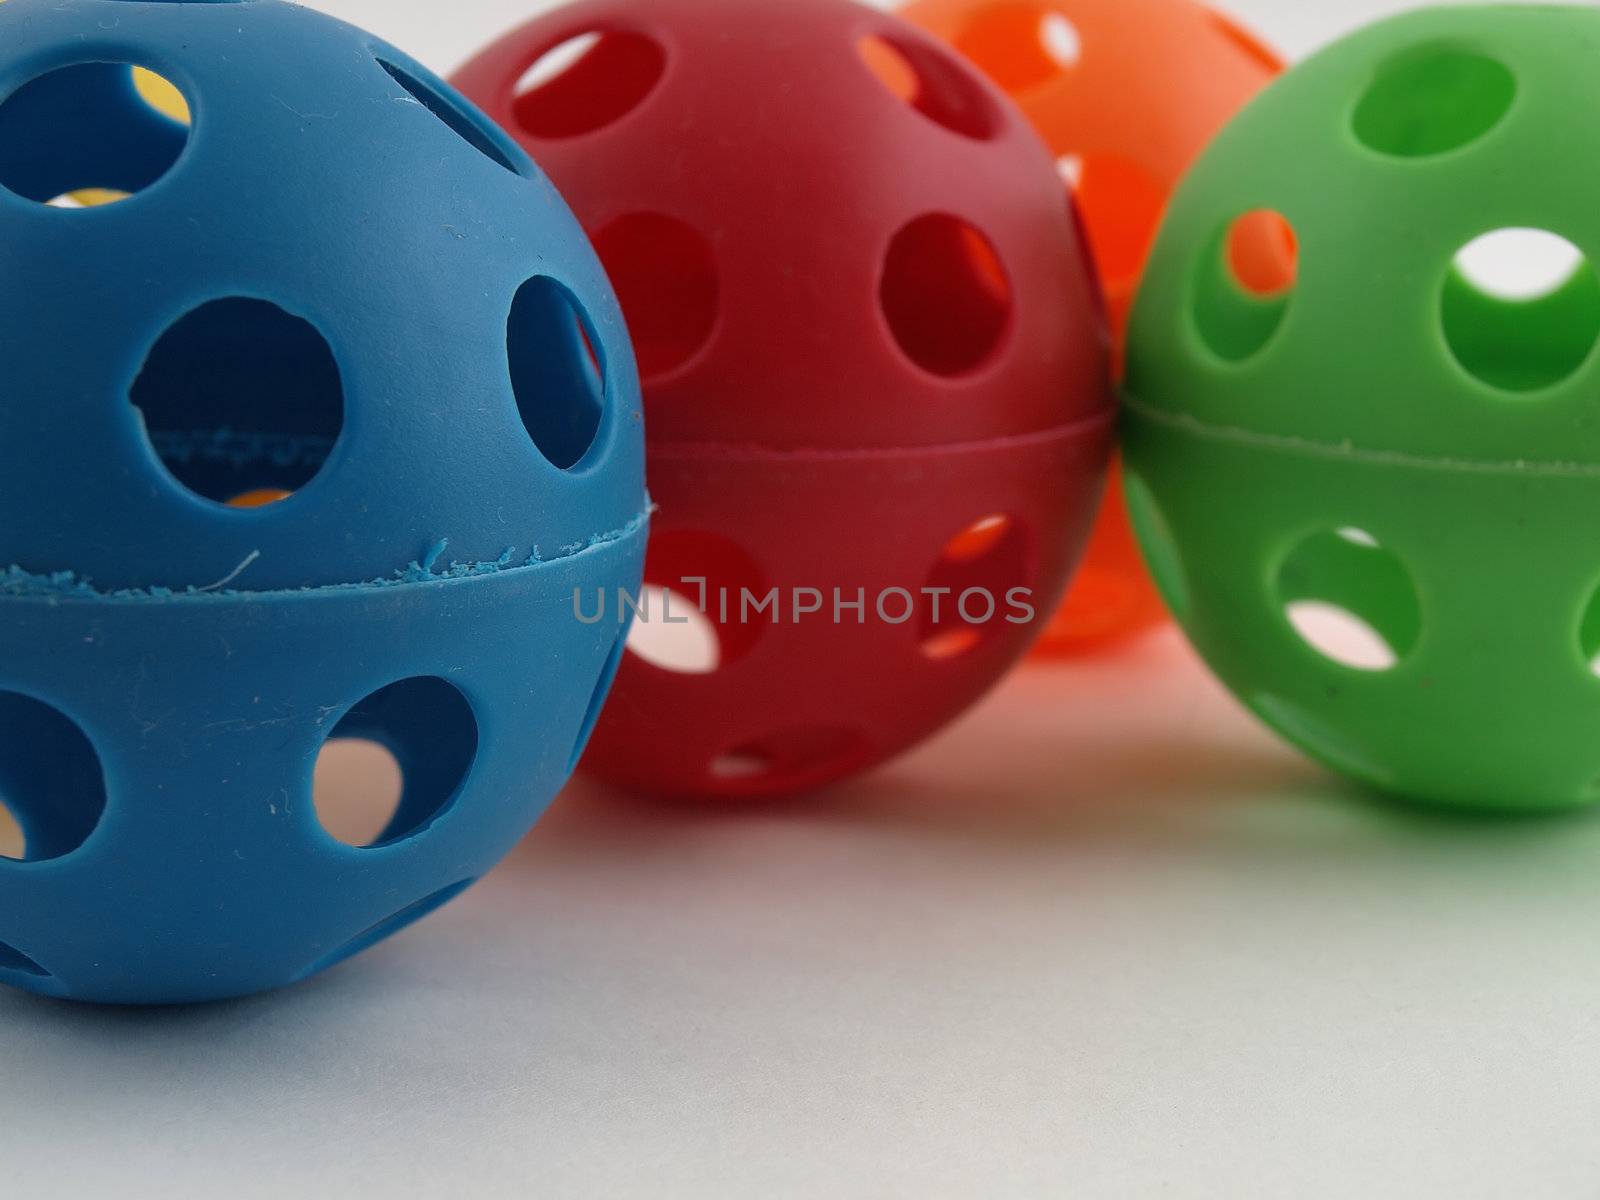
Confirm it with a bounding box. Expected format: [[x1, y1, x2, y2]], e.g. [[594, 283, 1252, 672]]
[[645, 412, 1117, 464]]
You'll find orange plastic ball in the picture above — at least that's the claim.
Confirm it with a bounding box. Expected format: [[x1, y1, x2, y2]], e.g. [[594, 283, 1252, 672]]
[[901, 0, 1283, 652]]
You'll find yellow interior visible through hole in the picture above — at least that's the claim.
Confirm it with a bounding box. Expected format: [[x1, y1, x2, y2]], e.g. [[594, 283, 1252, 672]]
[[66, 68, 190, 208], [134, 67, 191, 125]]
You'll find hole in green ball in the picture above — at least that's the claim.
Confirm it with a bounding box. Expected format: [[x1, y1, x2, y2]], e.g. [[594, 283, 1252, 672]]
[[1442, 229, 1600, 394], [1575, 579, 1600, 679], [1275, 528, 1420, 672], [1352, 46, 1514, 159], [1191, 209, 1297, 364], [1123, 470, 1189, 622]]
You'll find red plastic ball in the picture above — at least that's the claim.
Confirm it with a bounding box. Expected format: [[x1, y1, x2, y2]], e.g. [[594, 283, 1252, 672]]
[[455, 0, 1113, 799]]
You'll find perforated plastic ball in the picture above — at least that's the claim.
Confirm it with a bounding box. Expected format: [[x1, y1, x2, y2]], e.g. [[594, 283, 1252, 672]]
[[903, 0, 1282, 653], [456, 0, 1113, 800], [0, 0, 646, 1002], [1125, 4, 1600, 812]]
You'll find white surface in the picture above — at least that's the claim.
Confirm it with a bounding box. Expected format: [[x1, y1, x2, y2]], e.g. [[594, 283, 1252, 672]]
[[10, 632, 1600, 1199], [7, 2, 1600, 1198]]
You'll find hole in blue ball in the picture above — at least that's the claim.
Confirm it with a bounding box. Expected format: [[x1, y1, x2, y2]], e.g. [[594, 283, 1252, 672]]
[[131, 297, 345, 508], [302, 878, 477, 980], [0, 692, 107, 863], [0, 61, 190, 204], [508, 276, 606, 470], [0, 940, 49, 978], [315, 677, 478, 849], [376, 57, 524, 177], [569, 626, 630, 773]]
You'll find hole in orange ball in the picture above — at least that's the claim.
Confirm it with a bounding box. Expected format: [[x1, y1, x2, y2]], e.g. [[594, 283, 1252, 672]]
[[952, 4, 1079, 95]]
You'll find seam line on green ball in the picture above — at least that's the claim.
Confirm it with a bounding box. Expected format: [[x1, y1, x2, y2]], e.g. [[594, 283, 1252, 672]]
[[0, 506, 652, 604], [1125, 397, 1600, 478]]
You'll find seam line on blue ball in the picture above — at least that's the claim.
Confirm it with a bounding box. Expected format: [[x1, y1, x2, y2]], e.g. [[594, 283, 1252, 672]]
[[0, 506, 652, 604], [1124, 396, 1600, 478]]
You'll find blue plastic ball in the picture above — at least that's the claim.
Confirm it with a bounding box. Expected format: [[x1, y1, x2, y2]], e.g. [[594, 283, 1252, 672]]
[[0, 0, 648, 1004]]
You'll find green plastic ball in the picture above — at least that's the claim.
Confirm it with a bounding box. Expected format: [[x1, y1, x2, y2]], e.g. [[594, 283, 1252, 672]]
[[1124, 4, 1600, 812]]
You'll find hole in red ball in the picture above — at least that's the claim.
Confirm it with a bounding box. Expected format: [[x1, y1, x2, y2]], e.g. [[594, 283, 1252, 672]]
[[626, 531, 767, 674], [590, 213, 720, 380], [709, 727, 871, 793], [882, 214, 1012, 377], [513, 30, 666, 140], [919, 514, 1033, 659], [857, 32, 999, 141]]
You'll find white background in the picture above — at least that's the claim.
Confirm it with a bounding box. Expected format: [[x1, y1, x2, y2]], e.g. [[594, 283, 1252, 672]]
[[6, 2, 1600, 1198]]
